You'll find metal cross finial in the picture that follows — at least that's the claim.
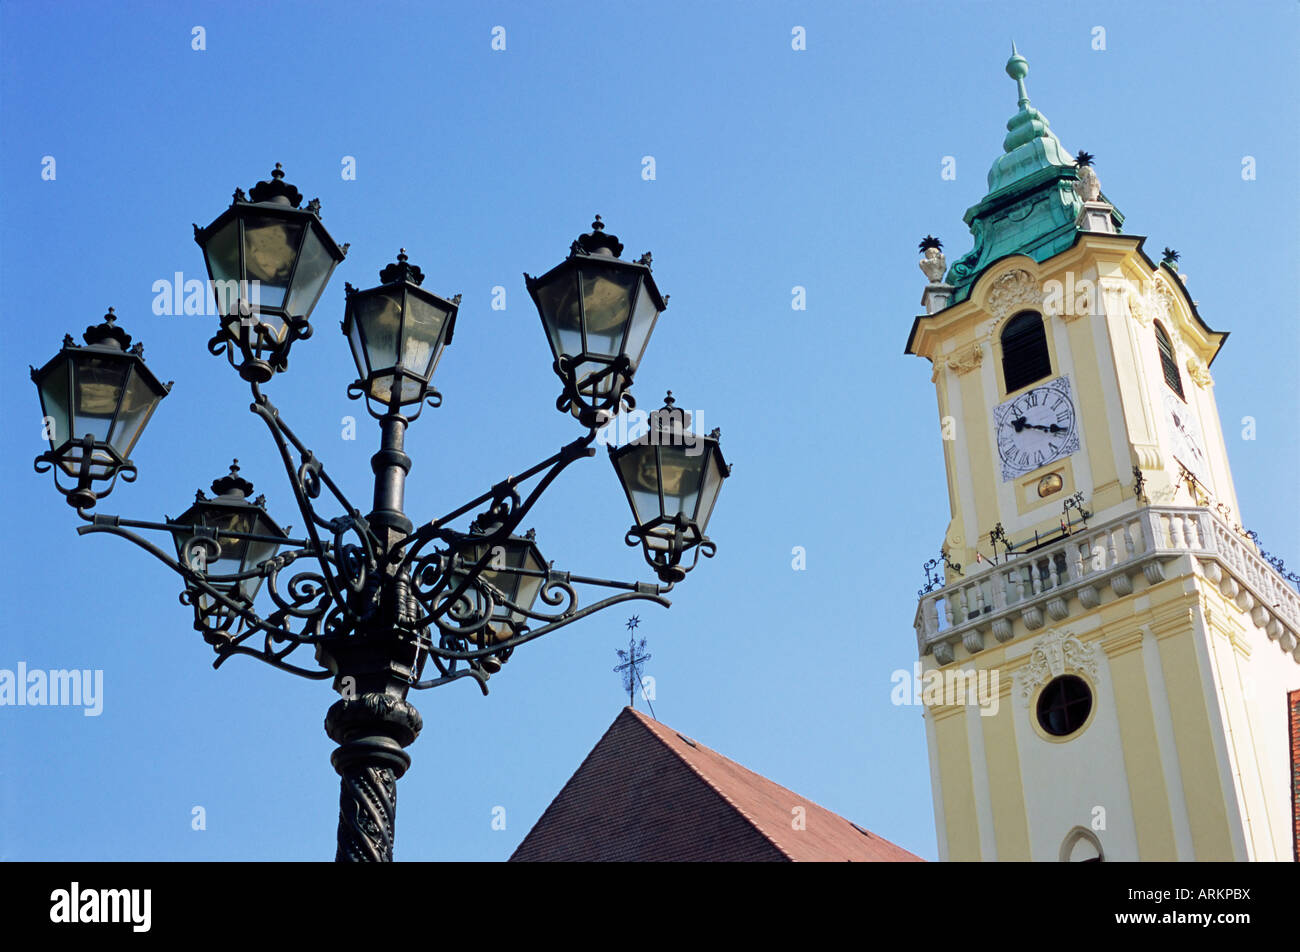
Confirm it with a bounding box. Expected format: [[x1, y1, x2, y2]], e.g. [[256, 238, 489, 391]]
[[613, 618, 653, 715]]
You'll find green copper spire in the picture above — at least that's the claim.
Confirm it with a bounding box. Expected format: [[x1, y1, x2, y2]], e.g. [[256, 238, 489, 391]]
[[942, 47, 1123, 304], [987, 44, 1072, 192]]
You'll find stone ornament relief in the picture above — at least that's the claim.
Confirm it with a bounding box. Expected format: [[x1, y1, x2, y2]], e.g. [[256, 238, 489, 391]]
[[1017, 627, 1100, 706], [986, 268, 1044, 322]]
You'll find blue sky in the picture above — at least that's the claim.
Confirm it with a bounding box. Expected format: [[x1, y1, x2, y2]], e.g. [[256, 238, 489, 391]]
[[1, 0, 1296, 861]]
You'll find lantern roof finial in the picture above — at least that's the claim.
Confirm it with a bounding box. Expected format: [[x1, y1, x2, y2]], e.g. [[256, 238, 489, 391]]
[[248, 162, 303, 207], [379, 248, 425, 286], [647, 391, 691, 438], [577, 214, 624, 258], [211, 459, 255, 499], [83, 307, 132, 350]]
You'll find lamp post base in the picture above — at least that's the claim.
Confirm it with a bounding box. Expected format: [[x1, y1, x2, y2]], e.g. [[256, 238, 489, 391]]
[[325, 693, 423, 862]]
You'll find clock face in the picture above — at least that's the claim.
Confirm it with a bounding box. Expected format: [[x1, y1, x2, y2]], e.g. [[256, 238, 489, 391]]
[[993, 376, 1081, 482], [1163, 391, 1208, 481]]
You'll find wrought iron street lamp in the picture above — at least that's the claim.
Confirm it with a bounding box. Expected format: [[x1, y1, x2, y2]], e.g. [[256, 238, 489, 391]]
[[32, 167, 730, 862]]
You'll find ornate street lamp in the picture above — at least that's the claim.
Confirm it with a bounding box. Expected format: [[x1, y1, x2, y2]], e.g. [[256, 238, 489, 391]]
[[31, 308, 172, 509], [611, 392, 731, 582], [35, 173, 730, 862], [168, 461, 289, 641], [526, 216, 666, 427], [343, 250, 460, 410], [193, 163, 348, 382]]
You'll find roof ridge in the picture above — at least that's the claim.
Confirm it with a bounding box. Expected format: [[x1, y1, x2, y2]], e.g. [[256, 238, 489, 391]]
[[624, 709, 796, 860]]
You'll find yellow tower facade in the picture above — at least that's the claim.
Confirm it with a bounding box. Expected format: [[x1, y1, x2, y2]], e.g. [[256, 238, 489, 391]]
[[906, 49, 1300, 861]]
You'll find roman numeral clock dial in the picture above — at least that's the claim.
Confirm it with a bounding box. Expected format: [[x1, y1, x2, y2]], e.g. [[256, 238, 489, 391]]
[[993, 376, 1081, 481]]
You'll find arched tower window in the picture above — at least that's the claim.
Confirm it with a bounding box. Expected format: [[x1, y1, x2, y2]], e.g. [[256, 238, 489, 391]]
[[1059, 827, 1104, 862], [1154, 321, 1184, 399], [1001, 311, 1051, 393]]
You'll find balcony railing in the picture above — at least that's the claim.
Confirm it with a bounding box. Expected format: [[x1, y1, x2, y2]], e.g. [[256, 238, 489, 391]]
[[914, 506, 1300, 665]]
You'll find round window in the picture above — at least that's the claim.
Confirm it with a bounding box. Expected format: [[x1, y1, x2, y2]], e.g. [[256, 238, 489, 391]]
[[1036, 675, 1092, 737]]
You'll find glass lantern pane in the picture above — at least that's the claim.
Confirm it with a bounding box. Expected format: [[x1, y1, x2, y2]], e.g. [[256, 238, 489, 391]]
[[615, 444, 664, 525], [205, 220, 242, 317], [71, 354, 130, 444], [346, 311, 368, 376], [624, 282, 660, 370], [239, 536, 279, 602], [243, 216, 305, 310], [510, 573, 543, 627], [284, 227, 335, 318], [580, 266, 637, 358], [401, 295, 450, 380], [357, 291, 404, 373], [571, 359, 617, 399], [536, 271, 583, 359], [178, 510, 253, 594], [106, 366, 162, 459], [694, 451, 725, 532], [367, 372, 400, 402], [657, 445, 706, 520], [398, 374, 426, 404], [38, 364, 72, 450]]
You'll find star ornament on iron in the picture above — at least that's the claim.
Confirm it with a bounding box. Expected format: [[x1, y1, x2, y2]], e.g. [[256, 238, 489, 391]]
[[626, 616, 640, 631]]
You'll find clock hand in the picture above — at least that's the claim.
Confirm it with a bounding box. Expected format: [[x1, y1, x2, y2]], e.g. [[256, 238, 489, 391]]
[[1018, 421, 1067, 434]]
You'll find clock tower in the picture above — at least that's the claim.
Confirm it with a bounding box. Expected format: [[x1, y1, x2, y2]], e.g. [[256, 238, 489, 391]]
[[905, 47, 1300, 861]]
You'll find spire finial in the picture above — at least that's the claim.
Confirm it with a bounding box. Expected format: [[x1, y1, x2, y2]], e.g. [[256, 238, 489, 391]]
[[1006, 43, 1030, 107]]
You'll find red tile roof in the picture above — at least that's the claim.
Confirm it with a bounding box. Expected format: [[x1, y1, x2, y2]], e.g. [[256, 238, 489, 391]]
[[510, 707, 922, 862]]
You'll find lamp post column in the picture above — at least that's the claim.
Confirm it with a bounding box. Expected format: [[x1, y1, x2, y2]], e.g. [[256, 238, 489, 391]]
[[370, 411, 413, 536], [323, 408, 424, 861], [325, 692, 423, 862]]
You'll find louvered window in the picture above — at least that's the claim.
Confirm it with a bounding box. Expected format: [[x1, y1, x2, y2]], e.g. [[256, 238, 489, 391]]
[[1154, 321, 1184, 399], [1001, 311, 1051, 393]]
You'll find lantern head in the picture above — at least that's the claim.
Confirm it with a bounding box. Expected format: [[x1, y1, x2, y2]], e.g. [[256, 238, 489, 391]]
[[168, 461, 288, 641], [31, 308, 172, 509], [194, 164, 348, 382], [448, 516, 547, 674], [342, 250, 460, 410], [526, 216, 666, 428], [610, 392, 729, 582]]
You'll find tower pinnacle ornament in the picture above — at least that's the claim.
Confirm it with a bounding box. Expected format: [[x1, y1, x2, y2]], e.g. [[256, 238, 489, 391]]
[[1074, 150, 1101, 202], [918, 236, 947, 283]]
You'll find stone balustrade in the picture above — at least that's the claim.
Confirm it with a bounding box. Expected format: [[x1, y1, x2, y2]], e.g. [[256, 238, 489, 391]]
[[914, 506, 1300, 665]]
